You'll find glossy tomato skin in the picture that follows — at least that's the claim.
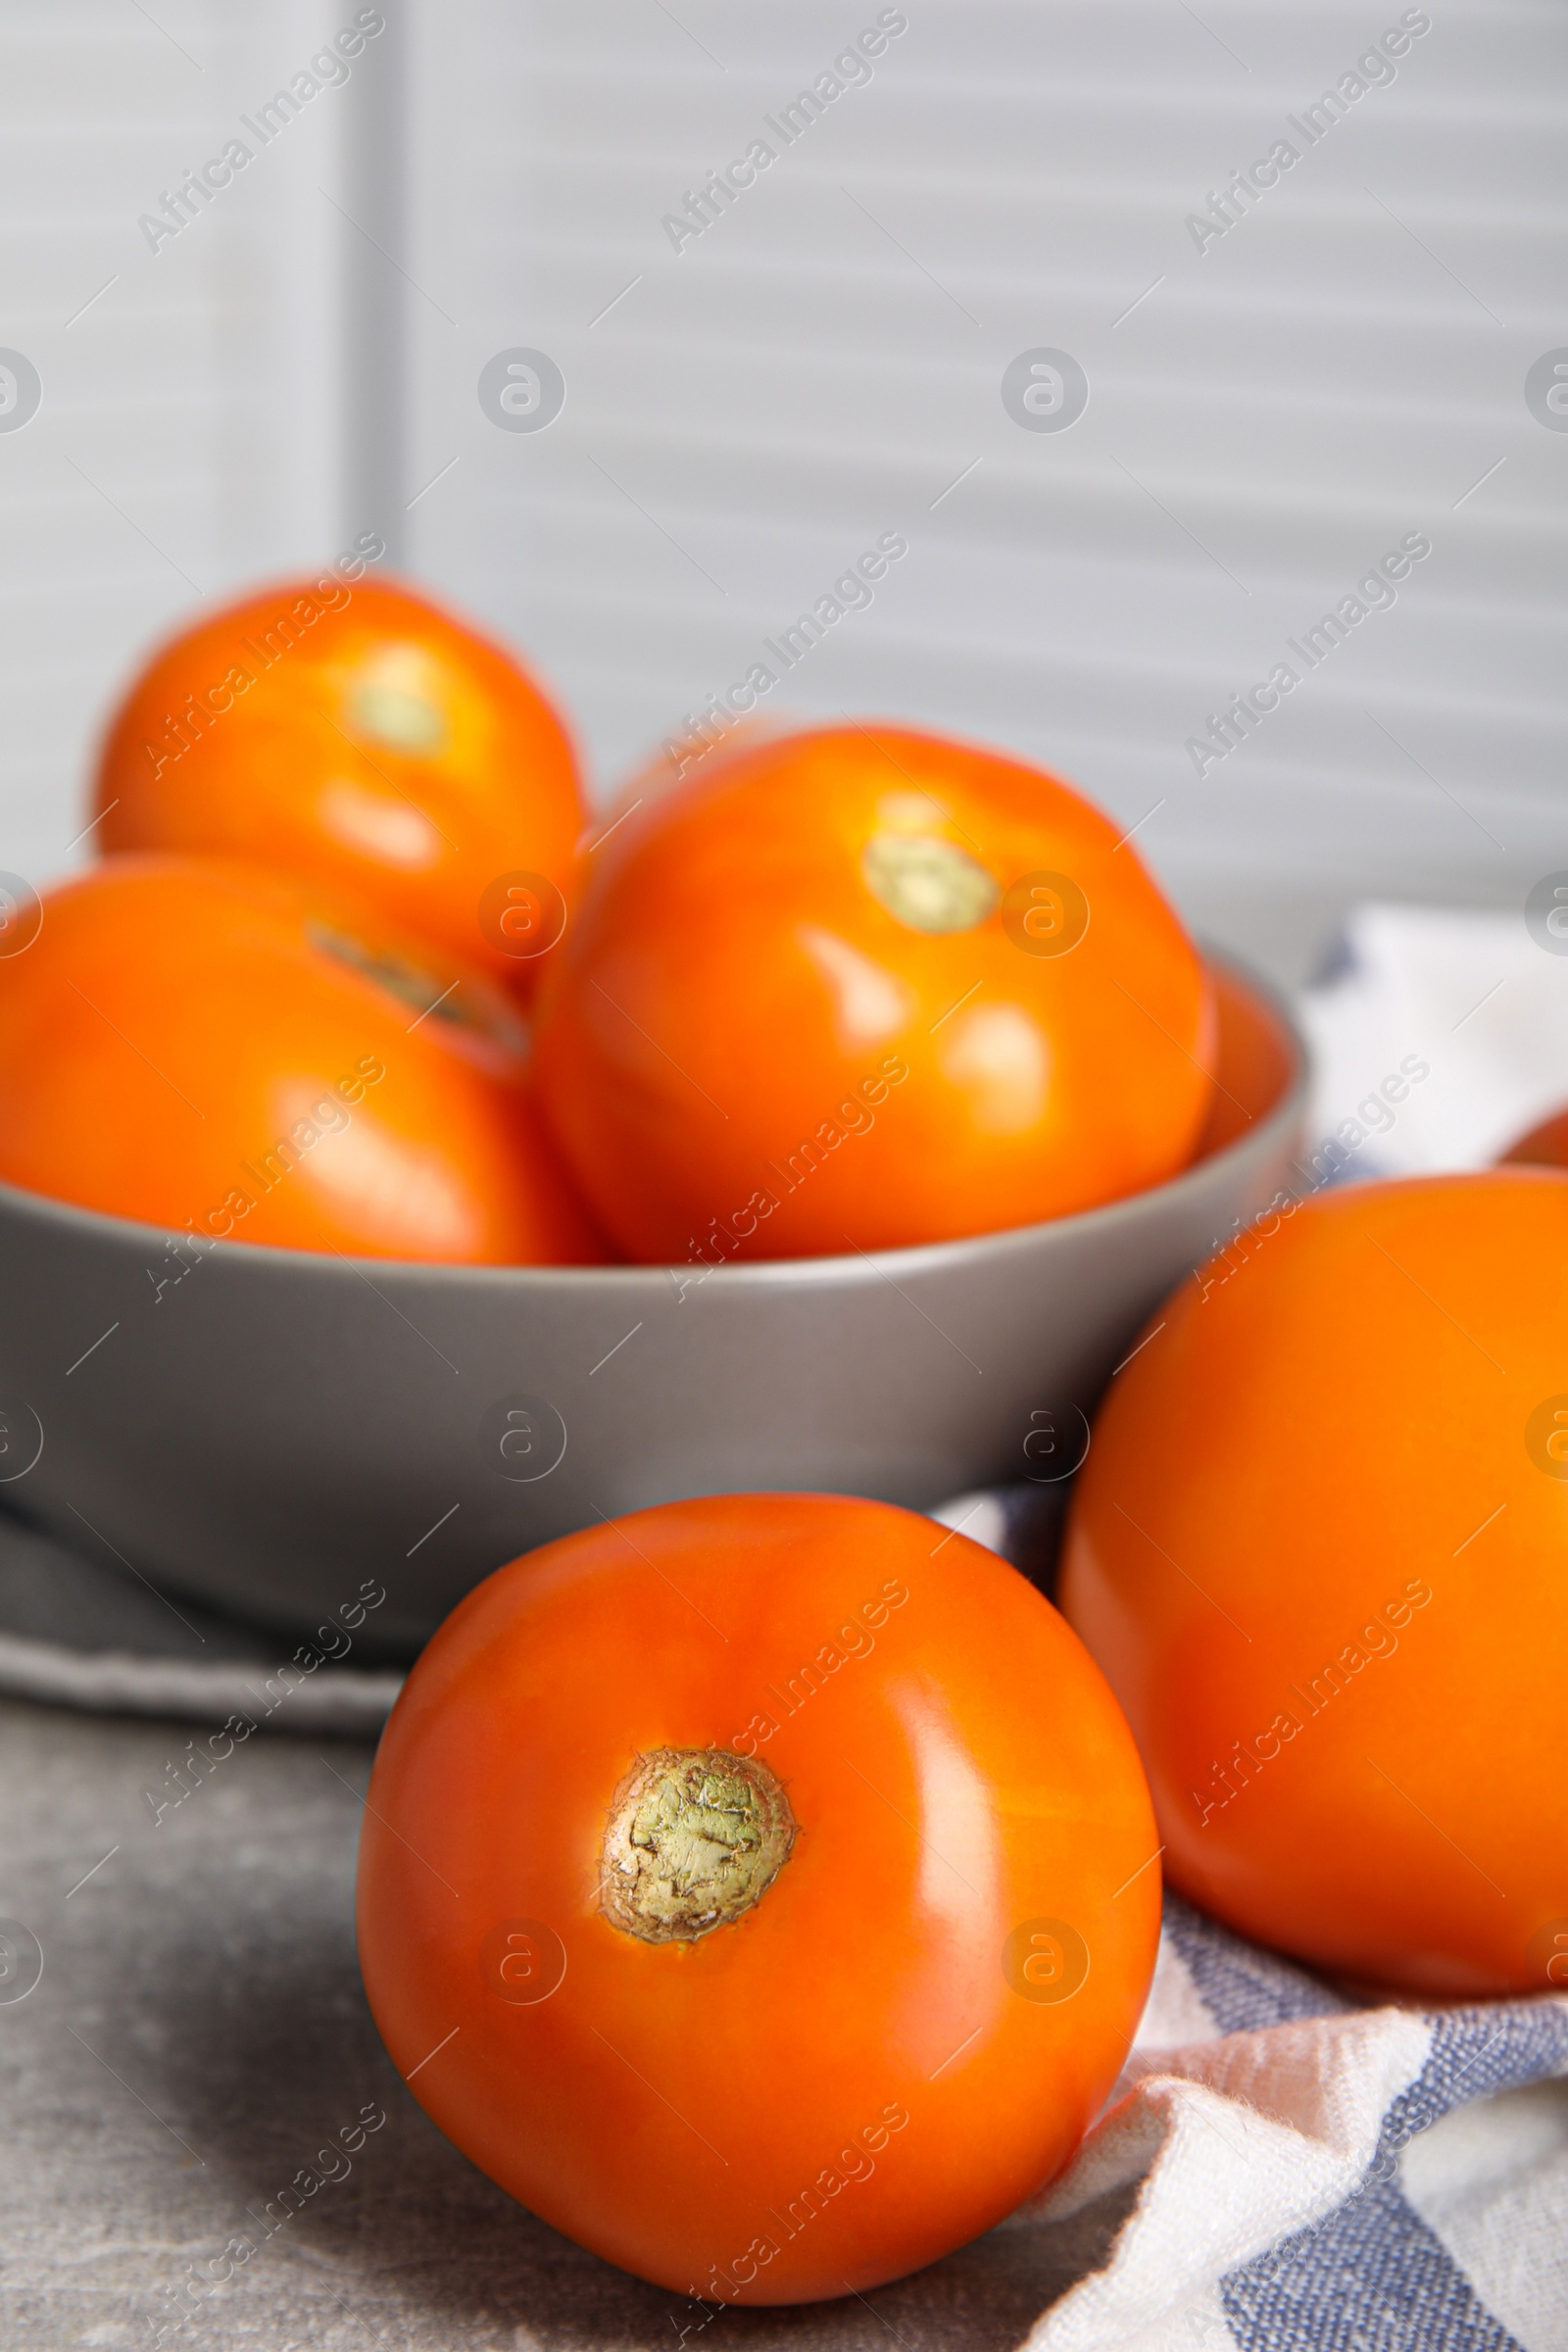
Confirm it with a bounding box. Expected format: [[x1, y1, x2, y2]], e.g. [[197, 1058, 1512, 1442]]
[[357, 1494, 1159, 2302], [0, 857, 609, 1264], [95, 574, 585, 988], [1058, 1171, 1568, 1996], [532, 726, 1216, 1260]]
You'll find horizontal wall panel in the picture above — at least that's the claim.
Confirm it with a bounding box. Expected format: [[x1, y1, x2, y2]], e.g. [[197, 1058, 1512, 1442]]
[[400, 0, 1567, 927]]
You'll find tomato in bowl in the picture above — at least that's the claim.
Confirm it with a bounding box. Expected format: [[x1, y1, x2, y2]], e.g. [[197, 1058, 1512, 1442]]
[[95, 572, 586, 989], [533, 724, 1218, 1260], [0, 856, 606, 1266]]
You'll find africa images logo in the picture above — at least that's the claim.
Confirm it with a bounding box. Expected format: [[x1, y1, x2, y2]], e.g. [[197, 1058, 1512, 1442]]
[[660, 11, 908, 254], [137, 12, 385, 254], [1183, 11, 1433, 255]]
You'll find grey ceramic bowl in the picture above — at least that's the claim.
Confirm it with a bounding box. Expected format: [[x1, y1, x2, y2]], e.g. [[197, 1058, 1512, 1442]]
[[0, 952, 1307, 1649]]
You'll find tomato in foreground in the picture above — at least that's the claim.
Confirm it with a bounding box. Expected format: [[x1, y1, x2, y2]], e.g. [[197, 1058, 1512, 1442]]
[[532, 724, 1216, 1260], [357, 1494, 1159, 2302], [95, 571, 585, 987], [0, 857, 607, 1264], [1058, 1171, 1568, 1996]]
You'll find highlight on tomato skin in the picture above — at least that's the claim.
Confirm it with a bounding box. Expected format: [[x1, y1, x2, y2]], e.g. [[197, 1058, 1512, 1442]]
[[92, 569, 587, 991], [531, 722, 1217, 1263], [355, 1494, 1161, 2304], [1057, 1170, 1568, 1998], [0, 855, 611, 1266]]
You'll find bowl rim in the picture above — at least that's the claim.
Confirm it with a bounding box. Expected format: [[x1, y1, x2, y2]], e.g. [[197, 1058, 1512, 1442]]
[[0, 943, 1310, 1294]]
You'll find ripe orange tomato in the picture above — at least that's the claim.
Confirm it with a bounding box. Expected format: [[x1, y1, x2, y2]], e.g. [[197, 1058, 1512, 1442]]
[[1058, 1171, 1568, 1996], [1498, 1106, 1568, 1166], [533, 725, 1216, 1261], [357, 1494, 1159, 2302], [0, 857, 608, 1264], [94, 571, 585, 988]]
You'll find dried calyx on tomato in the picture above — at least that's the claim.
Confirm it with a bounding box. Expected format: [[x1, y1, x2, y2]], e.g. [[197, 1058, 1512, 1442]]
[[599, 1749, 796, 1942]]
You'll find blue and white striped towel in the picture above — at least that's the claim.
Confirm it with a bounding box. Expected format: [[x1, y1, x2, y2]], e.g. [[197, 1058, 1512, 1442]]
[[1011, 1893, 1568, 2351]]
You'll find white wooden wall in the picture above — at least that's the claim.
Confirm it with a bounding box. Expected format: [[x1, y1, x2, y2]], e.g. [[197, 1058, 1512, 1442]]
[[3, 2, 1564, 973], [0, 0, 367, 880]]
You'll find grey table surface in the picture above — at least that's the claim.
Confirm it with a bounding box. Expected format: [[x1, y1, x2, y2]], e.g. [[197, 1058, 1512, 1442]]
[[0, 1690, 1136, 2352]]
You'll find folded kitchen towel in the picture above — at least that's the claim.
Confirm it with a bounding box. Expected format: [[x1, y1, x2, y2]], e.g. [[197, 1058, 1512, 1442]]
[[1011, 1895, 1568, 2352], [1298, 898, 1568, 1180]]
